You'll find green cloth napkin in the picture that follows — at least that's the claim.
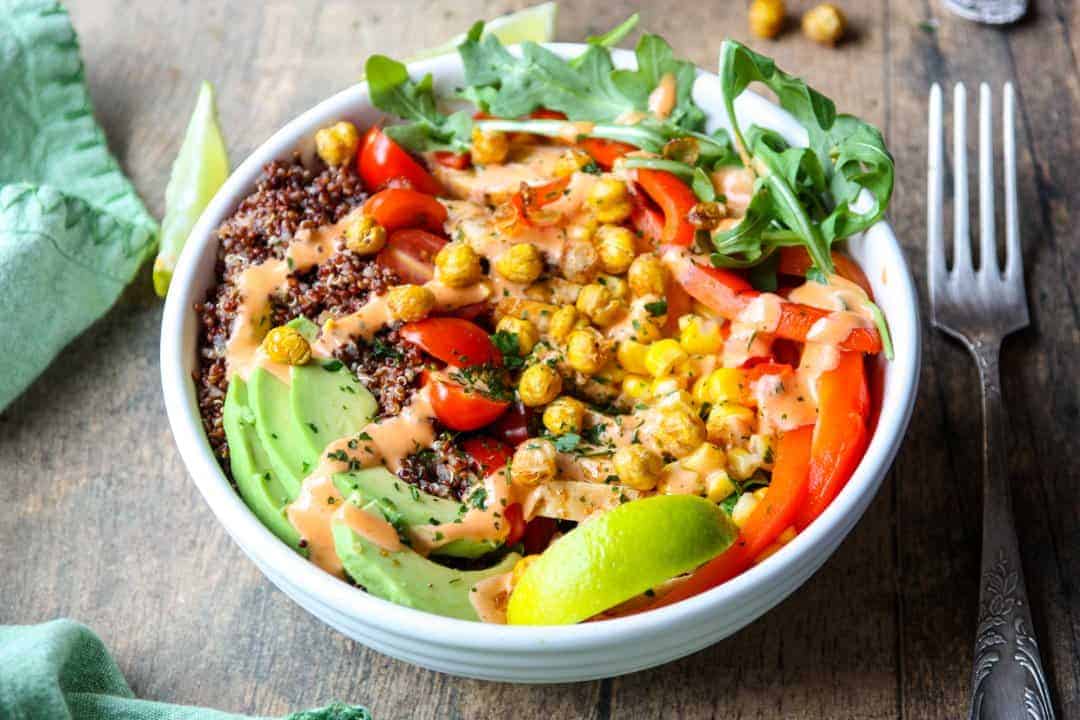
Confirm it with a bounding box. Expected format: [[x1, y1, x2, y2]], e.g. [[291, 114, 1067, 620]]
[[0, 620, 372, 720], [0, 0, 159, 411]]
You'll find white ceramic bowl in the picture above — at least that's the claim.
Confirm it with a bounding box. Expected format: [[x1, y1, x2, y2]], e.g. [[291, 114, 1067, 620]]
[[161, 44, 920, 683]]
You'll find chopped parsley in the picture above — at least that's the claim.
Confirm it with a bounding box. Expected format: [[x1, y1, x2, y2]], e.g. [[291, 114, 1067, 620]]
[[644, 299, 668, 317]]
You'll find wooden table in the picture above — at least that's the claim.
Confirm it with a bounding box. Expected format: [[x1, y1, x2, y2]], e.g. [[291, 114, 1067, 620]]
[[3, 1, 1077, 717]]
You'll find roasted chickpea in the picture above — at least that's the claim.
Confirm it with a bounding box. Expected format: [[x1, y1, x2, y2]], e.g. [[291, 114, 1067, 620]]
[[613, 444, 663, 491], [594, 225, 637, 275], [749, 0, 786, 39], [627, 254, 668, 297], [434, 242, 482, 288], [567, 216, 599, 245], [576, 283, 622, 327], [566, 328, 609, 375], [315, 121, 360, 166], [599, 274, 629, 301], [548, 305, 581, 342], [705, 402, 756, 447], [687, 201, 726, 231], [803, 3, 846, 45], [510, 439, 558, 485], [387, 284, 436, 322], [496, 316, 540, 355], [651, 406, 707, 459], [263, 325, 311, 365], [542, 395, 586, 435], [518, 363, 563, 407], [496, 243, 544, 284], [561, 238, 601, 283], [344, 214, 387, 256], [662, 137, 700, 165], [587, 178, 632, 224], [471, 127, 510, 165]]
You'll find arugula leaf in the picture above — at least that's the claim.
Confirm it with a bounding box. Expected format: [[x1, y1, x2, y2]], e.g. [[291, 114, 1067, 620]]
[[364, 54, 472, 153], [713, 40, 894, 276], [585, 13, 640, 48], [612, 34, 705, 130]]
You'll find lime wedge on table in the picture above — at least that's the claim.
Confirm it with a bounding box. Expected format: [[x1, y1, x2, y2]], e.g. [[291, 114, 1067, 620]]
[[507, 495, 738, 625], [153, 81, 229, 297], [408, 1, 558, 61]]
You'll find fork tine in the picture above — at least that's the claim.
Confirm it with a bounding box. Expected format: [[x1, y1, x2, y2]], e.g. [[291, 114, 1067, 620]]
[[1003, 82, 1022, 280], [928, 83, 947, 296], [978, 83, 998, 275], [953, 83, 974, 275]]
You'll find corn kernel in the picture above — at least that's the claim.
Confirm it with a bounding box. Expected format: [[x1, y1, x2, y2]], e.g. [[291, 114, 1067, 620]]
[[727, 447, 761, 481], [705, 470, 736, 503], [576, 283, 622, 326], [627, 254, 668, 297], [565, 328, 609, 375], [749, 434, 774, 470], [315, 121, 360, 166], [542, 396, 586, 435], [644, 339, 688, 378], [496, 316, 540, 355], [387, 284, 436, 322], [471, 127, 510, 165], [616, 340, 650, 375], [595, 225, 637, 274], [518, 363, 562, 407], [613, 444, 663, 491], [587, 178, 632, 224], [496, 243, 544, 284], [554, 148, 593, 177], [651, 375, 688, 398], [653, 389, 695, 412], [621, 374, 651, 399], [699, 368, 749, 405], [598, 274, 629, 301], [678, 314, 724, 355], [681, 442, 727, 475], [752, 486, 769, 502], [548, 305, 580, 342], [344, 214, 387, 256], [435, 242, 482, 287], [731, 492, 759, 527]]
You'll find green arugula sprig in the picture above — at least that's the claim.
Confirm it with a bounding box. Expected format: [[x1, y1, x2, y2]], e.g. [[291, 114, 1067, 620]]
[[711, 40, 894, 276]]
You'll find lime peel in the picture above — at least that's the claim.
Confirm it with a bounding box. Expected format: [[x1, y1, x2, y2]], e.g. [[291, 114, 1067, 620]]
[[403, 2, 558, 64], [153, 81, 229, 297], [507, 495, 737, 625]]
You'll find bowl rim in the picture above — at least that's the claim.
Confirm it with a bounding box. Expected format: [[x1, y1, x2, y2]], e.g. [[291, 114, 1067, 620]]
[[161, 42, 921, 651]]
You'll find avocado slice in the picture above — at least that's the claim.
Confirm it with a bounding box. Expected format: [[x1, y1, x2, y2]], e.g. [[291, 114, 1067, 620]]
[[290, 363, 377, 460], [248, 367, 314, 495], [222, 377, 304, 551], [332, 501, 520, 621], [334, 467, 501, 559]]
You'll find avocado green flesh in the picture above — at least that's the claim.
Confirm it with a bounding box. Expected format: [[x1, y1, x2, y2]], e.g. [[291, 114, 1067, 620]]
[[221, 378, 303, 551], [248, 367, 316, 494], [332, 506, 520, 621], [334, 467, 501, 559], [290, 364, 377, 460]]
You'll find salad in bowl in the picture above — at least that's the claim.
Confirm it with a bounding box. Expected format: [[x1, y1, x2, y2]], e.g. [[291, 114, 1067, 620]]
[[191, 21, 896, 627]]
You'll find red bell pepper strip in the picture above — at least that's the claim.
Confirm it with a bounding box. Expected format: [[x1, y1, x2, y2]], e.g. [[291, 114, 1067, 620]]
[[358, 127, 442, 195], [579, 138, 635, 170], [776, 247, 874, 298], [509, 174, 572, 226], [363, 188, 448, 234], [634, 169, 697, 247], [794, 352, 870, 530], [670, 258, 883, 354], [650, 424, 814, 609]]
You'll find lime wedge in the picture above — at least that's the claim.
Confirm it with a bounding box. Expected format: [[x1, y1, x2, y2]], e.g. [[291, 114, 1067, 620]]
[[408, 1, 558, 61], [153, 81, 229, 297], [507, 495, 737, 625]]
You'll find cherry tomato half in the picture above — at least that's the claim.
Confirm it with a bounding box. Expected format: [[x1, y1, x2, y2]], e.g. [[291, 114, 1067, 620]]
[[401, 317, 501, 367], [430, 379, 510, 432], [461, 436, 513, 476], [358, 127, 441, 195], [490, 402, 532, 447], [433, 151, 471, 170], [363, 188, 448, 233], [376, 228, 447, 284]]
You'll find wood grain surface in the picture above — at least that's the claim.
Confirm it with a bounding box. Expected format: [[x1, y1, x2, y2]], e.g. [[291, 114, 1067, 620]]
[[2, 1, 1077, 718]]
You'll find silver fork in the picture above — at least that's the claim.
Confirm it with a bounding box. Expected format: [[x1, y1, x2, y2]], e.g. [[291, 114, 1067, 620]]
[[928, 82, 1055, 720]]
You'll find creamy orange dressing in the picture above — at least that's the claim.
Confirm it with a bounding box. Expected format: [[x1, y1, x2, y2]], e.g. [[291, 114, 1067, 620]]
[[722, 293, 783, 367], [286, 473, 403, 578], [469, 570, 515, 624], [657, 463, 705, 496], [751, 370, 817, 434], [517, 480, 641, 523], [555, 453, 616, 484], [411, 469, 514, 554], [647, 73, 678, 120], [430, 145, 575, 204], [710, 166, 756, 216], [787, 273, 875, 344]]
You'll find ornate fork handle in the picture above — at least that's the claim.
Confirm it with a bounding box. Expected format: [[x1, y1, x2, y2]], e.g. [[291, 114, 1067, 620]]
[[969, 342, 1054, 720]]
